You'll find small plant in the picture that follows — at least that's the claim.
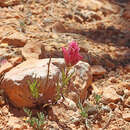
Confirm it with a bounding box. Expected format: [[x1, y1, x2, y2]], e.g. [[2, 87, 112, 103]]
[[93, 93, 101, 105], [23, 108, 45, 130], [78, 101, 89, 119], [28, 78, 40, 99], [78, 101, 92, 129], [55, 41, 83, 102], [55, 68, 75, 101], [77, 93, 102, 129]]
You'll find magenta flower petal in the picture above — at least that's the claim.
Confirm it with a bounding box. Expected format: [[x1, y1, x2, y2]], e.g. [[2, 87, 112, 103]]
[[62, 41, 83, 67]]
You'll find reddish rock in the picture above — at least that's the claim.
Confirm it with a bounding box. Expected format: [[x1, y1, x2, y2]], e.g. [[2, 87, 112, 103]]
[[123, 10, 130, 20], [1, 58, 92, 108], [0, 0, 20, 7], [0, 96, 5, 106], [51, 22, 66, 33], [91, 65, 106, 76], [125, 64, 130, 72], [8, 56, 23, 66], [108, 103, 117, 110], [102, 86, 120, 104], [1, 32, 27, 47]]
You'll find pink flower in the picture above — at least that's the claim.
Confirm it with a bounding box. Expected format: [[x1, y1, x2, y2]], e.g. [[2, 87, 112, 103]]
[[62, 41, 83, 67]]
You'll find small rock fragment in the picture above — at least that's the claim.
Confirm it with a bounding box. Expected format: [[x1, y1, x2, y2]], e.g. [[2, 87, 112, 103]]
[[125, 64, 130, 72], [8, 56, 23, 66], [102, 86, 120, 104], [124, 97, 130, 107], [63, 97, 77, 111], [122, 113, 130, 122], [21, 41, 43, 60], [91, 65, 106, 76], [0, 0, 20, 7], [123, 10, 130, 20], [0, 60, 13, 75], [51, 22, 66, 33], [1, 32, 27, 47]]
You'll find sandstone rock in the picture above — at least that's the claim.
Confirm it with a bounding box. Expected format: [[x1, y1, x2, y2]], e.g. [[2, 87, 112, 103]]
[[1, 58, 92, 108], [7, 117, 27, 129], [44, 120, 60, 130], [0, 60, 13, 75], [102, 86, 120, 104], [0, 0, 20, 7], [124, 97, 130, 107], [48, 103, 85, 129], [122, 113, 130, 122], [63, 97, 77, 111], [121, 82, 130, 90], [0, 48, 9, 57], [8, 56, 23, 66], [0, 9, 22, 19], [124, 89, 130, 97], [91, 65, 106, 76], [78, 0, 120, 13], [108, 103, 117, 110], [0, 96, 5, 106], [114, 50, 130, 59], [21, 41, 44, 60], [115, 85, 124, 96], [51, 22, 66, 33], [1, 31, 27, 47]]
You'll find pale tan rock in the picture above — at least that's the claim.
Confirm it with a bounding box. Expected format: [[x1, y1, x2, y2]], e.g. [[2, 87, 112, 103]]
[[115, 85, 124, 96], [121, 82, 130, 90], [63, 97, 77, 111], [124, 89, 130, 97], [44, 120, 60, 130], [124, 97, 130, 107], [78, 0, 120, 13], [78, 0, 103, 11], [7, 117, 24, 129], [0, 48, 8, 56], [102, 86, 120, 104], [0, 0, 20, 7], [1, 58, 92, 108], [0, 60, 13, 75], [48, 104, 85, 129], [122, 113, 130, 122], [0, 10, 22, 19], [91, 65, 106, 76], [21, 41, 44, 60]]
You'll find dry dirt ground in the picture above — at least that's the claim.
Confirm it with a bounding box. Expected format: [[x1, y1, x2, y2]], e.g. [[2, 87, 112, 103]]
[[0, 0, 130, 130]]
